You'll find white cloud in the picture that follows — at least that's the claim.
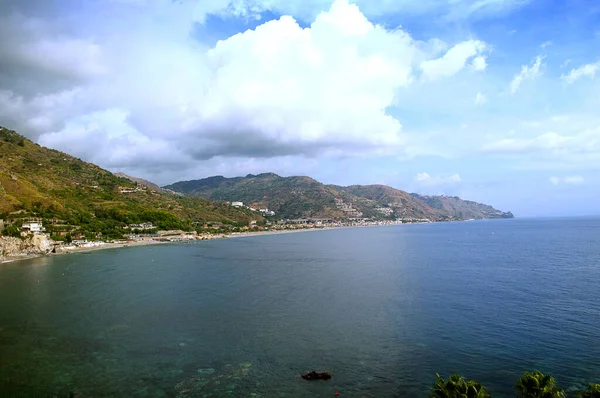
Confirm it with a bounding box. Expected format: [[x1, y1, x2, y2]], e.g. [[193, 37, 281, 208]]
[[561, 61, 600, 84], [549, 176, 584, 185], [475, 92, 487, 105], [414, 172, 462, 185], [471, 55, 487, 71], [510, 55, 544, 94], [0, 0, 493, 178], [420, 40, 487, 80], [481, 129, 600, 154]]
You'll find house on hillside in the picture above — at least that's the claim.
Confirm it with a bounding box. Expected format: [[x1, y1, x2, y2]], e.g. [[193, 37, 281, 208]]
[[128, 222, 154, 230], [259, 209, 275, 216], [21, 221, 45, 234], [231, 201, 244, 207]]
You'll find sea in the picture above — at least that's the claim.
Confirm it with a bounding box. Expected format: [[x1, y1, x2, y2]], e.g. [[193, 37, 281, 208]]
[[1, 218, 599, 397]]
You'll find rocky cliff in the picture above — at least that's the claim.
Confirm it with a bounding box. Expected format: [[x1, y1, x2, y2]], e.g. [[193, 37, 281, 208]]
[[0, 235, 54, 260]]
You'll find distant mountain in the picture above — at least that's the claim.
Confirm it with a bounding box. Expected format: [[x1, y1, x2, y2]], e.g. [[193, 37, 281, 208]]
[[164, 173, 514, 221], [331, 184, 444, 220], [0, 127, 261, 236], [114, 172, 165, 193], [411, 194, 514, 220]]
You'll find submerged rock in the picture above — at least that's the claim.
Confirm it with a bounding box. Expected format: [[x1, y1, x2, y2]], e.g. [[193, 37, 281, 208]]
[[301, 371, 332, 380]]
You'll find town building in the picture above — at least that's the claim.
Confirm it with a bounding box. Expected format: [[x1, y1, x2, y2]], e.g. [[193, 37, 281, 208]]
[[21, 221, 45, 234], [128, 222, 154, 230]]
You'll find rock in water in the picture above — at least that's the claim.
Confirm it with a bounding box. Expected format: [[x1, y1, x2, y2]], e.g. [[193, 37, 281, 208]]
[[301, 371, 332, 380]]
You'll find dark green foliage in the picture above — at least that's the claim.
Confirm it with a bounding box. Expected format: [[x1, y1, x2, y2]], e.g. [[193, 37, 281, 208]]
[[2, 223, 21, 238], [578, 384, 600, 397], [515, 370, 565, 398], [431, 373, 490, 398]]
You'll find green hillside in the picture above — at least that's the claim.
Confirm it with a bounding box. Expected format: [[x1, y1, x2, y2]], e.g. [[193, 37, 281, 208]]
[[164, 174, 514, 221], [167, 173, 350, 219], [410, 193, 514, 220], [331, 184, 445, 220], [0, 127, 261, 239]]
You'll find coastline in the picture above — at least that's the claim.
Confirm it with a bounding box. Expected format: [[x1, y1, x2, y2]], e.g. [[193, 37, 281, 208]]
[[0, 225, 368, 264], [0, 236, 219, 265], [1, 219, 503, 264]]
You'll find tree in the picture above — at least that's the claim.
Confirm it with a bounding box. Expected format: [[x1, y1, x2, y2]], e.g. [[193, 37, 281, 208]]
[[431, 373, 490, 398], [2, 223, 21, 238], [516, 370, 565, 398], [578, 384, 600, 398]]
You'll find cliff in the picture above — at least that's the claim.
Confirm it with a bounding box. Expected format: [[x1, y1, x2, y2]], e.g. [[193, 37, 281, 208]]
[[0, 235, 54, 261]]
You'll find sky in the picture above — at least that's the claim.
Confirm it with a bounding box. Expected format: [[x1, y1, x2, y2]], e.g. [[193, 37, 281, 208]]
[[0, 0, 599, 217]]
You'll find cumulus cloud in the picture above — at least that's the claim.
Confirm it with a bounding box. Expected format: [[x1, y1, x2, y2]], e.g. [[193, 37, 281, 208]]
[[471, 55, 487, 71], [549, 176, 584, 185], [421, 40, 487, 80], [0, 0, 492, 183], [510, 55, 544, 94], [414, 172, 462, 186], [561, 61, 600, 84]]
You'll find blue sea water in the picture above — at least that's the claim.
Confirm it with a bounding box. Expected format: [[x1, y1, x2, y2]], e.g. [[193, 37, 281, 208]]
[[1, 218, 599, 397]]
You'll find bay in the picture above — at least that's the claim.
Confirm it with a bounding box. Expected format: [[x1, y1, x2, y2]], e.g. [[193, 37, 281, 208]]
[[1, 218, 600, 397]]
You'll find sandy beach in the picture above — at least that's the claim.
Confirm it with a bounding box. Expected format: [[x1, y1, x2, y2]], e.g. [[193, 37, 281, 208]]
[[1, 222, 422, 264]]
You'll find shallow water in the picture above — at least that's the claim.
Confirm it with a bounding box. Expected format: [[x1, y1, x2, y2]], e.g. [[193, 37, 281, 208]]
[[1, 218, 600, 397]]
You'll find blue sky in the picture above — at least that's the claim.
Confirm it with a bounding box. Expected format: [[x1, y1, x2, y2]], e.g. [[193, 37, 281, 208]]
[[0, 0, 599, 217]]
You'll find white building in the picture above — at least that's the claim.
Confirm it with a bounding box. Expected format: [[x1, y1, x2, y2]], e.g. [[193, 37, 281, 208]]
[[128, 222, 154, 230], [259, 209, 275, 216], [231, 201, 244, 207], [21, 222, 45, 233]]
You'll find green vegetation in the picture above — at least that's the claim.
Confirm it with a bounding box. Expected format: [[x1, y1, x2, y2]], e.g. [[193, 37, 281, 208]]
[[165, 173, 514, 221], [578, 384, 600, 398], [431, 373, 490, 398], [2, 223, 21, 238], [516, 370, 565, 398], [431, 371, 597, 398], [0, 126, 261, 239]]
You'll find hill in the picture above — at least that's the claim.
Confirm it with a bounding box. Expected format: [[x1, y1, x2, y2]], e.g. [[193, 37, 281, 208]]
[[0, 127, 261, 239], [164, 174, 514, 221], [411, 194, 514, 220], [114, 172, 165, 193]]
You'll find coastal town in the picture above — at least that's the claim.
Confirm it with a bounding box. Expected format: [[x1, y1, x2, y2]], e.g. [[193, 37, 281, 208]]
[[0, 200, 433, 262]]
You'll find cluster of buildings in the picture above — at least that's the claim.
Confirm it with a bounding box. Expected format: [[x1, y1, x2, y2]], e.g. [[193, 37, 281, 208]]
[[231, 201, 276, 216], [119, 186, 146, 194], [265, 217, 431, 231], [376, 207, 394, 217], [126, 222, 154, 230], [334, 198, 363, 218]]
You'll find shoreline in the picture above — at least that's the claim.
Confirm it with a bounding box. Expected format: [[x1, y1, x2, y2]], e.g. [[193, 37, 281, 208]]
[[0, 225, 375, 264], [0, 237, 197, 265], [1, 219, 508, 264]]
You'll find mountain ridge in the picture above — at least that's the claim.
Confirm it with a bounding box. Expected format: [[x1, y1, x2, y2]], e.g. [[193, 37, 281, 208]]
[[164, 174, 514, 221]]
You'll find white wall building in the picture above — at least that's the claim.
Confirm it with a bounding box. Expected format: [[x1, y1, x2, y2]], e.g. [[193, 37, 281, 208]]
[[231, 202, 244, 207], [21, 222, 45, 233]]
